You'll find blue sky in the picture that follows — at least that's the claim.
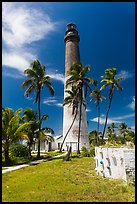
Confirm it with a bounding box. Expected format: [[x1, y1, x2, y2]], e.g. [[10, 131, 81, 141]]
[[2, 2, 135, 136]]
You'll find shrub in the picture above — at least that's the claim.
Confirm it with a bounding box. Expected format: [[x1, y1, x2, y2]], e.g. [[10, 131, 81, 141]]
[[89, 145, 95, 157], [81, 146, 90, 157], [9, 144, 29, 158]]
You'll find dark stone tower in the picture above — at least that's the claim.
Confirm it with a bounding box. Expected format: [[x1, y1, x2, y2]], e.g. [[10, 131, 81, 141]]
[[64, 23, 80, 75], [62, 23, 89, 151]]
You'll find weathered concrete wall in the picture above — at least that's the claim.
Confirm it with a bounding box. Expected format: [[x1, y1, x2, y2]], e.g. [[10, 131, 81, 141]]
[[94, 147, 135, 182]]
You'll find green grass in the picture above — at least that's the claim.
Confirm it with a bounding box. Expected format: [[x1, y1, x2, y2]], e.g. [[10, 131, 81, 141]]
[[2, 157, 135, 202], [2, 150, 65, 167], [2, 167, 8, 170]]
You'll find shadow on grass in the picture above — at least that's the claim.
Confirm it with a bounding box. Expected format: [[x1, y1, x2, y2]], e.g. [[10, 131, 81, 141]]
[[2, 155, 51, 167]]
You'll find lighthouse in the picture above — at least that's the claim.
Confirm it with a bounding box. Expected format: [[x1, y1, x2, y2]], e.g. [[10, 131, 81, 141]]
[[62, 23, 90, 151]]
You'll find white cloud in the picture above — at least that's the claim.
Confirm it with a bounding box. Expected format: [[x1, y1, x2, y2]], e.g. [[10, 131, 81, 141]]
[[117, 70, 133, 80], [2, 2, 56, 48], [2, 71, 24, 79], [130, 126, 135, 132], [91, 117, 121, 125], [90, 113, 135, 125], [43, 98, 57, 105], [111, 113, 135, 120], [56, 103, 63, 107], [2, 2, 59, 74], [48, 73, 65, 83], [43, 97, 63, 107], [2, 51, 35, 72], [86, 108, 92, 112], [127, 96, 135, 111], [26, 96, 33, 101]]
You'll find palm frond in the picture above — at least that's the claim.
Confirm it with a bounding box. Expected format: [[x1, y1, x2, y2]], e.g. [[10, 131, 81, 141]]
[[43, 81, 54, 96], [114, 82, 123, 91], [100, 84, 109, 90], [21, 79, 33, 88], [24, 68, 38, 79], [24, 84, 35, 97], [14, 121, 34, 136]]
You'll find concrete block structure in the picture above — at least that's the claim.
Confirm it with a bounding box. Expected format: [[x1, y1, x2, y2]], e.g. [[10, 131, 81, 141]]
[[62, 23, 89, 151], [94, 147, 135, 182]]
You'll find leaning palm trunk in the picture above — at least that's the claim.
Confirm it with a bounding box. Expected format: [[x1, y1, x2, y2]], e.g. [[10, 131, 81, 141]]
[[60, 109, 78, 152], [37, 91, 41, 159], [102, 93, 113, 140], [77, 88, 82, 154]]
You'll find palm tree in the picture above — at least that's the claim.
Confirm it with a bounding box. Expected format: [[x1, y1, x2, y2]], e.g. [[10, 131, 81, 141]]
[[22, 108, 38, 157], [21, 60, 54, 159], [119, 122, 130, 144], [100, 68, 123, 140], [34, 126, 54, 152], [109, 122, 118, 134], [90, 89, 106, 140], [66, 62, 97, 154], [2, 107, 33, 164], [106, 124, 117, 143], [35, 116, 54, 150], [60, 85, 80, 152], [88, 130, 102, 146], [23, 108, 54, 155]]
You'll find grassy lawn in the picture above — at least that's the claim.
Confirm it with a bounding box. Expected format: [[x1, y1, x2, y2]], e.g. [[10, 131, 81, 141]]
[[2, 157, 135, 202], [2, 167, 8, 170], [2, 150, 66, 167]]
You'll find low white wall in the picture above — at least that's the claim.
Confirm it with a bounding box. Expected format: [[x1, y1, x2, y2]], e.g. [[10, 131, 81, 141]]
[[94, 147, 135, 182]]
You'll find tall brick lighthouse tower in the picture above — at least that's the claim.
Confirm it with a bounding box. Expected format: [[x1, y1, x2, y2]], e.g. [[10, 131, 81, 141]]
[[62, 23, 90, 151]]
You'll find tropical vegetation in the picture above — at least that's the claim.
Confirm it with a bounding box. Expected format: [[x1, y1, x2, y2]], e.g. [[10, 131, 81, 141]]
[[21, 60, 54, 158], [2, 107, 33, 164], [90, 89, 106, 133], [60, 85, 80, 152], [100, 68, 123, 140], [65, 62, 97, 154]]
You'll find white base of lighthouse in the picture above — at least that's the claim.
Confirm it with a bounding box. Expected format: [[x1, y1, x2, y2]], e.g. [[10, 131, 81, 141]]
[[62, 104, 90, 152]]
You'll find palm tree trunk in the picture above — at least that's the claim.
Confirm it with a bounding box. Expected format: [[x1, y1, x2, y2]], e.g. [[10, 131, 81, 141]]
[[102, 92, 113, 140], [77, 88, 82, 154], [97, 103, 100, 146], [28, 144, 32, 158], [4, 144, 10, 164], [37, 90, 41, 159], [124, 133, 126, 144], [60, 109, 78, 152]]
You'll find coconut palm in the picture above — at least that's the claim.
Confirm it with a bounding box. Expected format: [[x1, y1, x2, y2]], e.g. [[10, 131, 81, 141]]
[[88, 130, 102, 146], [23, 108, 54, 155], [119, 122, 131, 144], [21, 60, 54, 159], [2, 107, 33, 164], [90, 89, 106, 136], [66, 62, 97, 154], [60, 85, 80, 152], [22, 108, 38, 157], [106, 125, 117, 143], [109, 122, 118, 134], [100, 68, 123, 140]]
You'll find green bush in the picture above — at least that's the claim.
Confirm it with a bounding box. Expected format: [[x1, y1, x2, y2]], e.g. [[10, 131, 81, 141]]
[[9, 144, 29, 158], [81, 146, 90, 157], [89, 145, 95, 157]]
